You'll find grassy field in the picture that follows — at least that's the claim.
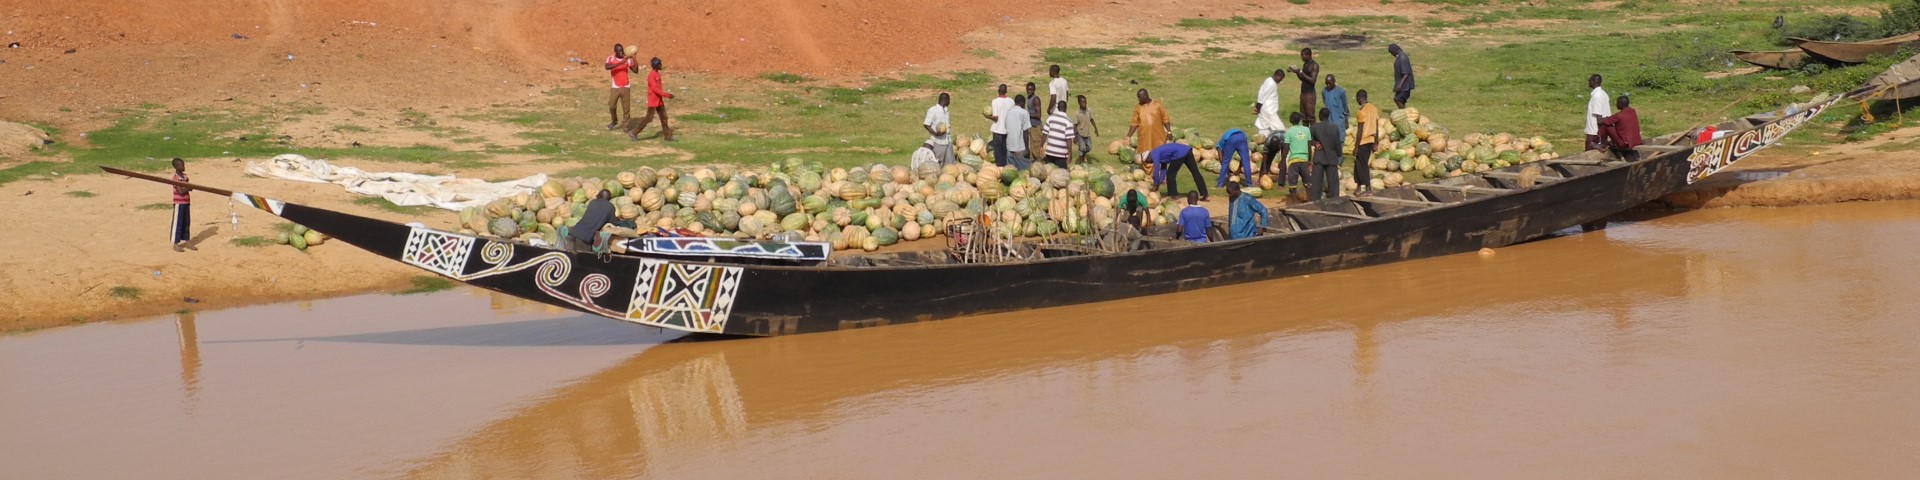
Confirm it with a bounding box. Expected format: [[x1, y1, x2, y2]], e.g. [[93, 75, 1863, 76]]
[[5, 0, 1913, 195]]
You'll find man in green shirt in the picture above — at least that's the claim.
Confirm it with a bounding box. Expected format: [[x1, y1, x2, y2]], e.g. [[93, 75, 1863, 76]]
[[1282, 111, 1313, 199]]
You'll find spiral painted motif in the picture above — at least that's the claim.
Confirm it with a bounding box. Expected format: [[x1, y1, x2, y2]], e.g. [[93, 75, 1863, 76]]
[[535, 256, 571, 287], [579, 273, 612, 300], [480, 241, 513, 265]]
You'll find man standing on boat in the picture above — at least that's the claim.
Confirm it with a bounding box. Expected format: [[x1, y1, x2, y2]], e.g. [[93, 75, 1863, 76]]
[[1352, 90, 1381, 195], [1283, 112, 1314, 199], [1024, 82, 1045, 164], [1214, 128, 1253, 189], [1043, 100, 1077, 169], [568, 190, 618, 252], [1001, 94, 1034, 170], [1308, 107, 1345, 200], [1584, 74, 1610, 151], [924, 92, 955, 165], [1225, 183, 1269, 240], [1598, 94, 1642, 161], [1148, 142, 1206, 201], [1176, 192, 1211, 243], [987, 84, 1015, 167]]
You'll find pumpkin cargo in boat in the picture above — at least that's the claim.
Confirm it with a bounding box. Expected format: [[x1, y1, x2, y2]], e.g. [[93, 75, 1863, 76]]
[[102, 94, 1841, 337]]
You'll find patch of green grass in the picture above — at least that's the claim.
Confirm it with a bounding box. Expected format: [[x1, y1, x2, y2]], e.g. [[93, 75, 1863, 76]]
[[1288, 0, 1310, 4], [966, 48, 998, 59], [136, 202, 173, 211], [64, 191, 96, 198], [107, 286, 142, 300], [1176, 16, 1277, 29], [1041, 47, 1137, 64], [229, 235, 273, 247], [351, 196, 438, 216], [758, 72, 809, 84], [0, 106, 482, 186], [1133, 37, 1182, 46], [331, 124, 372, 133], [680, 106, 761, 124], [1291, 15, 1411, 27], [397, 275, 457, 295]]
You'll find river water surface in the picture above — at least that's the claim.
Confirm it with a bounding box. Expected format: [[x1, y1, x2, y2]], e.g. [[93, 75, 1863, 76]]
[[4, 201, 1919, 479]]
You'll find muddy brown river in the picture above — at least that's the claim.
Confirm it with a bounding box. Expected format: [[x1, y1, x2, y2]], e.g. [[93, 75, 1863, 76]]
[[5, 201, 1919, 479]]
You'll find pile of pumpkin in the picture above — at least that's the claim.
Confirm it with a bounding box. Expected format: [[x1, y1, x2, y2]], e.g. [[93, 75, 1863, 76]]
[[1341, 108, 1561, 195], [458, 156, 1191, 252]]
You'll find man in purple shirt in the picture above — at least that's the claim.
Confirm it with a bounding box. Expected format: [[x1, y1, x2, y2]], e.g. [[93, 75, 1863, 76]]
[[1176, 192, 1211, 243], [1148, 142, 1207, 201]]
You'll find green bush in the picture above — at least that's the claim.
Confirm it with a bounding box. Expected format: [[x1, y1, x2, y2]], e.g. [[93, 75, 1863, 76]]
[[1884, 0, 1920, 36], [1775, 14, 1881, 46], [1626, 67, 1704, 93]]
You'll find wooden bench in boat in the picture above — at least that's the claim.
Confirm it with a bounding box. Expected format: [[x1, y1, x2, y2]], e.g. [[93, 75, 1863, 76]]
[[1481, 171, 1566, 184]]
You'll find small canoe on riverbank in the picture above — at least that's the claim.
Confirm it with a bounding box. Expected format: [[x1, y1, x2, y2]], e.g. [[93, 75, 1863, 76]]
[[1731, 49, 1809, 70], [1798, 32, 1920, 64]]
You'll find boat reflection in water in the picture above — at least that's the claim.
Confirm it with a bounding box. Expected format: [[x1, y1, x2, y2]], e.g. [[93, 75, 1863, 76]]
[[402, 225, 1700, 479]]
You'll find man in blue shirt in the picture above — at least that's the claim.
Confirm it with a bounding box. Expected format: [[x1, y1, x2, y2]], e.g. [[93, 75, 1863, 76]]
[[1214, 129, 1253, 189], [1323, 74, 1349, 137], [1176, 192, 1211, 243], [1224, 183, 1268, 240], [1148, 142, 1207, 200]]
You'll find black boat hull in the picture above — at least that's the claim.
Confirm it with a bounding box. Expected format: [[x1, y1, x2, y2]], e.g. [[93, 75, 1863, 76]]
[[108, 97, 1837, 337]]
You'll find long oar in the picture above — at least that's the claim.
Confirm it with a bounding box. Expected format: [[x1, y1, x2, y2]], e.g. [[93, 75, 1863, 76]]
[[100, 166, 235, 196]]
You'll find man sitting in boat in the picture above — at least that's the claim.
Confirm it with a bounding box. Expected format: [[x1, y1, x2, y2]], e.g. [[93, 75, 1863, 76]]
[[567, 189, 618, 253], [1176, 192, 1212, 243], [1224, 183, 1269, 240], [1118, 188, 1150, 230], [1597, 94, 1642, 161]]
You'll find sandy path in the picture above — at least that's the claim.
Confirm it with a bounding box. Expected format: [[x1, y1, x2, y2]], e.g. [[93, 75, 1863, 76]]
[[0, 158, 579, 332]]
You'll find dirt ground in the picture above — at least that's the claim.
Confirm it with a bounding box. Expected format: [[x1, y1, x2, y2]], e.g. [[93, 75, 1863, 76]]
[[1, 0, 1913, 332]]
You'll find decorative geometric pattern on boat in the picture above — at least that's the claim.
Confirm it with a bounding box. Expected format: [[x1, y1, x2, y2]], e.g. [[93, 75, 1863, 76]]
[[400, 228, 476, 278], [626, 237, 829, 261], [1686, 96, 1836, 184], [230, 192, 285, 215], [627, 259, 743, 333]]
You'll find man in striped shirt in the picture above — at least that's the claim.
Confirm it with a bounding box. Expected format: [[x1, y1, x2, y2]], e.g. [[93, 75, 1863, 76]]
[[1042, 100, 1076, 169]]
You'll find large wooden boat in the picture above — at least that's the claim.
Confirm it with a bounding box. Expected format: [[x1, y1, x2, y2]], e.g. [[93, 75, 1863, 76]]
[[104, 95, 1840, 337], [1731, 49, 1809, 70], [1797, 31, 1920, 64]]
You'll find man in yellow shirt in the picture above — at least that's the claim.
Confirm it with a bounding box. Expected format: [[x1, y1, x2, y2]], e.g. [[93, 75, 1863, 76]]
[[1352, 90, 1381, 196], [1127, 88, 1172, 170]]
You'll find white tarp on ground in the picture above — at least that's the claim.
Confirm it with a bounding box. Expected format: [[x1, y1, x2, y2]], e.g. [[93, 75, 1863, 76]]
[[244, 154, 546, 211]]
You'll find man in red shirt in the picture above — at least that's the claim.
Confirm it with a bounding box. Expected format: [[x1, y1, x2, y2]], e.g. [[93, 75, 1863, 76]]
[[604, 44, 638, 130], [627, 57, 676, 142], [1597, 94, 1642, 161]]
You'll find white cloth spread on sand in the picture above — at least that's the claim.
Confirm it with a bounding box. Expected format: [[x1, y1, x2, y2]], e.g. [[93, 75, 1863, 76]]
[[244, 154, 546, 211]]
